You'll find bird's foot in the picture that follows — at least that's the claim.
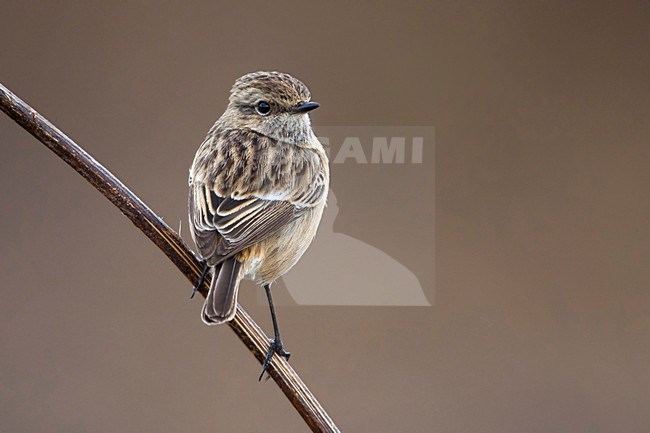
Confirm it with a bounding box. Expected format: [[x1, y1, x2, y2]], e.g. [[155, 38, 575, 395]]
[[259, 338, 291, 381], [191, 262, 209, 299]]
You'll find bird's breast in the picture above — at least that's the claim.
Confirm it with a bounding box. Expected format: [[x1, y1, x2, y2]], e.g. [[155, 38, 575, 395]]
[[237, 202, 326, 285]]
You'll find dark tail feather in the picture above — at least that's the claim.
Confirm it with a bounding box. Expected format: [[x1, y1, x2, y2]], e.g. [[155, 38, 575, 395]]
[[201, 257, 243, 325]]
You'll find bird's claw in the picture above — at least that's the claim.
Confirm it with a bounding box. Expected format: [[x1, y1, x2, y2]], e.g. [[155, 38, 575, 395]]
[[259, 339, 291, 381], [191, 262, 209, 299]]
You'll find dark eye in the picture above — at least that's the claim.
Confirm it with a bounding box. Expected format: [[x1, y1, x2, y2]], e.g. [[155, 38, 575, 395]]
[[255, 101, 271, 115]]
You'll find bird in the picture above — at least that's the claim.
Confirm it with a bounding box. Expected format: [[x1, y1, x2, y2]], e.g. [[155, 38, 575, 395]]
[[188, 71, 329, 379]]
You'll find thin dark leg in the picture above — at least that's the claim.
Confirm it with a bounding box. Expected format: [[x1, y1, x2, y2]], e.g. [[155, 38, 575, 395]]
[[266, 284, 282, 341], [259, 284, 291, 381], [191, 262, 210, 299]]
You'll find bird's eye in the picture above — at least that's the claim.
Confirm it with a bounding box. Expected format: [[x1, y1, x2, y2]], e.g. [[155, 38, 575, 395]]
[[255, 101, 271, 116]]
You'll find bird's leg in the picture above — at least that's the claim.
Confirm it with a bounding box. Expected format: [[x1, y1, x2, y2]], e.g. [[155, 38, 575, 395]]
[[259, 283, 291, 381], [190, 262, 210, 299]]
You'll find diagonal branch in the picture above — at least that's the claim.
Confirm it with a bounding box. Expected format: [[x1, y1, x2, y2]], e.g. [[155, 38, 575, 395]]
[[0, 83, 340, 433]]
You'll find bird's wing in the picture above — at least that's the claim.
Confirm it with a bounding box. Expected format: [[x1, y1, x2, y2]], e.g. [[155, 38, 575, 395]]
[[188, 130, 327, 265], [190, 185, 302, 263]]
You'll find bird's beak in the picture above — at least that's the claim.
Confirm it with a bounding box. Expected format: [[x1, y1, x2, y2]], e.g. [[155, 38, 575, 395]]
[[292, 101, 320, 114]]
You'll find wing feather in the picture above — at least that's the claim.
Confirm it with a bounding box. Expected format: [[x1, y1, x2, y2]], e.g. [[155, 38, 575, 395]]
[[188, 128, 326, 266]]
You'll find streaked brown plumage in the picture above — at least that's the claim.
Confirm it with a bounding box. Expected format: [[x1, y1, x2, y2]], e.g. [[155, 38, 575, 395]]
[[188, 72, 329, 367]]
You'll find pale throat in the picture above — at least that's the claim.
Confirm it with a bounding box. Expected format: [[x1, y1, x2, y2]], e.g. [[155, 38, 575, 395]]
[[255, 116, 317, 147]]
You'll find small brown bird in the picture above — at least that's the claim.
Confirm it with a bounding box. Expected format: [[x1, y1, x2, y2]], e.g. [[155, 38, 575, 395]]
[[188, 71, 329, 378]]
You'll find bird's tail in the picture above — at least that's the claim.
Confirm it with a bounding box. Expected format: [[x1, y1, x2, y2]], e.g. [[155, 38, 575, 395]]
[[201, 257, 243, 325]]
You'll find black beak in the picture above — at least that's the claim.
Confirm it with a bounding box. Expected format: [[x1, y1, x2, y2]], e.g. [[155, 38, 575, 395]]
[[292, 101, 320, 114]]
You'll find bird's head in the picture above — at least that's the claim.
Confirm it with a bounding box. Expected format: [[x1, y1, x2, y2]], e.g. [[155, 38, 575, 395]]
[[219, 71, 320, 145]]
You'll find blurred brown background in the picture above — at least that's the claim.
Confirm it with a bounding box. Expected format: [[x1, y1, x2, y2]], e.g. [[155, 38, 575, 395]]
[[1, 1, 648, 432]]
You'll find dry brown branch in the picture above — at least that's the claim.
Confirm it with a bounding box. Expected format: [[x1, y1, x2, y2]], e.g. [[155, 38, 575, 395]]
[[0, 83, 340, 433]]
